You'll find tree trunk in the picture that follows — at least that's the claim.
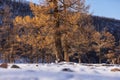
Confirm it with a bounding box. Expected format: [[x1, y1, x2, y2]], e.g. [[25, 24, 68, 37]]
[[63, 40, 69, 62], [53, 0, 64, 62], [10, 47, 14, 63], [64, 51, 69, 62], [54, 33, 64, 61], [99, 52, 101, 63], [63, 0, 69, 62], [78, 53, 81, 63]]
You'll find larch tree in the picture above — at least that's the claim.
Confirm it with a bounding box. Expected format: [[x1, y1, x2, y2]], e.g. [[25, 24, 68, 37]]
[[0, 4, 16, 63], [92, 29, 115, 63], [71, 25, 96, 63], [14, 0, 89, 62], [49, 0, 89, 62]]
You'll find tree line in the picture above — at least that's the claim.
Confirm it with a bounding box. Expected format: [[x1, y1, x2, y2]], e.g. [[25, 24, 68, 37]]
[[0, 0, 120, 64]]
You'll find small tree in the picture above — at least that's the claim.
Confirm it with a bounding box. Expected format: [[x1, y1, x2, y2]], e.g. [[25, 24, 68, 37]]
[[92, 29, 115, 63], [0, 4, 15, 63]]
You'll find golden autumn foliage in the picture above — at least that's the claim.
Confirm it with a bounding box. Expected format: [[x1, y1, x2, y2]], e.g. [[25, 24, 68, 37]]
[[91, 29, 115, 63], [14, 0, 90, 62], [0, 0, 119, 64], [92, 30, 115, 51], [13, 0, 116, 63]]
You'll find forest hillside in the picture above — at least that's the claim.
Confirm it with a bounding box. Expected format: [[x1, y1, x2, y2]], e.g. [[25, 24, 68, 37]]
[[0, 0, 120, 64]]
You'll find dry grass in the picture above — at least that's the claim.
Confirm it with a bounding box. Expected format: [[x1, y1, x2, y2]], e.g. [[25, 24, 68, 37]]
[[0, 63, 8, 68], [111, 68, 120, 72]]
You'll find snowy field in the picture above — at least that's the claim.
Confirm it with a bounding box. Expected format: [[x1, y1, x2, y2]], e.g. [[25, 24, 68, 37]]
[[0, 62, 120, 80]]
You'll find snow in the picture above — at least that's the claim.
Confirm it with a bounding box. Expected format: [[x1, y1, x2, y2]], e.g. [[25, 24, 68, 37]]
[[0, 62, 120, 80]]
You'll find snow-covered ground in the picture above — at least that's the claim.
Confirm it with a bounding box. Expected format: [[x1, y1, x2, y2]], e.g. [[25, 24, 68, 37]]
[[0, 62, 120, 80]]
